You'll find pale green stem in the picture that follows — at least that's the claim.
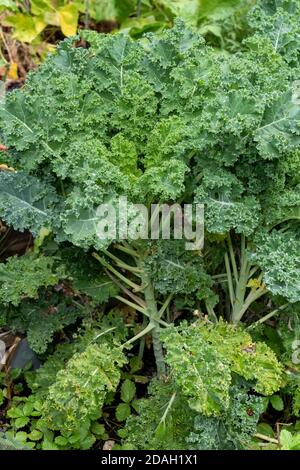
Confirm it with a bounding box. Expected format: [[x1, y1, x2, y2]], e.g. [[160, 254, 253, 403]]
[[249, 266, 259, 278], [96, 246, 167, 376], [254, 434, 279, 445], [89, 327, 116, 345], [158, 294, 173, 318], [114, 243, 140, 258], [231, 236, 252, 323], [137, 0, 142, 16], [249, 303, 289, 328], [156, 392, 177, 432], [212, 273, 227, 279], [205, 301, 218, 322], [114, 295, 168, 327], [104, 268, 146, 308], [152, 326, 166, 377], [114, 295, 148, 316], [123, 240, 140, 257], [225, 252, 235, 308], [101, 248, 142, 274], [123, 321, 155, 348], [93, 252, 141, 290], [85, 0, 90, 29], [227, 233, 238, 283], [233, 287, 267, 324], [142, 277, 166, 377], [138, 316, 148, 360]]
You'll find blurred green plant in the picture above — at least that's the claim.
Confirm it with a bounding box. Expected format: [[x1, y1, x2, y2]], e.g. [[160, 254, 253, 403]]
[[0, 0, 256, 82]]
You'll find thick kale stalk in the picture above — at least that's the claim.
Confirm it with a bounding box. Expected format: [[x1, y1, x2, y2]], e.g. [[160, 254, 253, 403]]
[[224, 234, 267, 323], [139, 272, 166, 377], [93, 243, 168, 377]]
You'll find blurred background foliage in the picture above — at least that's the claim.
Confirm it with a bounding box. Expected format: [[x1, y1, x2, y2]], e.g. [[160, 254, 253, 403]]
[[0, 0, 255, 84]]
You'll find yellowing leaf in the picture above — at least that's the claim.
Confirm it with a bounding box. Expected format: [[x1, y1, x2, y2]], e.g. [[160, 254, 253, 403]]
[[30, 0, 52, 16], [46, 43, 56, 53], [58, 4, 78, 37], [247, 278, 264, 289], [33, 17, 47, 35], [0, 164, 15, 172], [5, 14, 46, 43], [7, 62, 18, 80], [43, 11, 60, 27], [34, 227, 52, 253]]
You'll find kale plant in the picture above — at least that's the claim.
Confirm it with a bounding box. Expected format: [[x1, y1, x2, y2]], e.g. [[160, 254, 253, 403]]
[[0, 0, 300, 450]]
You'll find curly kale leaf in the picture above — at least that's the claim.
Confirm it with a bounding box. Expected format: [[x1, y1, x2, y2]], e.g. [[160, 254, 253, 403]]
[[208, 322, 284, 396], [143, 240, 216, 304], [161, 323, 231, 416], [58, 206, 112, 250], [277, 306, 300, 363], [265, 184, 300, 226], [26, 313, 129, 396], [254, 87, 300, 160], [58, 246, 119, 304], [42, 342, 127, 433], [251, 229, 300, 303], [72, 274, 118, 305], [195, 167, 261, 235], [0, 20, 296, 250], [248, 0, 300, 66], [0, 15, 298, 302], [0, 172, 59, 235], [187, 386, 265, 450], [133, 159, 188, 204], [119, 380, 195, 450], [161, 320, 283, 415], [0, 253, 64, 306], [276, 307, 300, 416], [120, 380, 264, 450], [4, 294, 85, 354]]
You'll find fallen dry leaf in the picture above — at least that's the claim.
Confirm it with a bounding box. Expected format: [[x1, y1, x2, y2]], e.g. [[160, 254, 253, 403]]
[[7, 63, 18, 80], [103, 440, 115, 451]]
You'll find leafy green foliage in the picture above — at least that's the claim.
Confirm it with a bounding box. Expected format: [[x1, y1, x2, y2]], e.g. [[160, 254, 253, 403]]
[[251, 230, 300, 303], [4, 292, 85, 353], [0, 12, 299, 308], [4, 315, 129, 449], [3, 1, 79, 42], [275, 306, 300, 416], [269, 394, 284, 411], [279, 429, 300, 450], [187, 386, 265, 450], [0, 433, 30, 450], [161, 320, 283, 415], [248, 0, 300, 66], [0, 172, 59, 235], [119, 380, 195, 450], [0, 371, 7, 407], [195, 168, 262, 236], [115, 379, 137, 422], [0, 0, 256, 55], [62, 247, 119, 304], [0, 252, 64, 307], [120, 380, 264, 450], [1, 0, 300, 452], [144, 240, 216, 304], [43, 342, 127, 433], [25, 312, 129, 395]]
